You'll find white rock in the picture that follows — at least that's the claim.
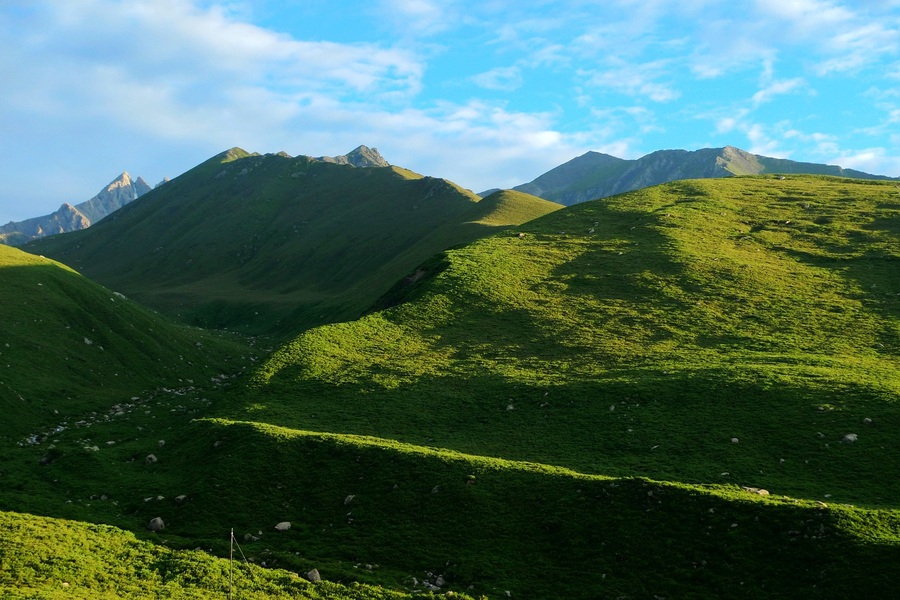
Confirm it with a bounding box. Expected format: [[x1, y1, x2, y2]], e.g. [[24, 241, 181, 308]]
[[307, 568, 321, 583], [274, 521, 291, 532], [145, 454, 158, 465], [842, 433, 858, 443], [731, 437, 739, 443], [344, 495, 355, 505], [147, 517, 165, 532]]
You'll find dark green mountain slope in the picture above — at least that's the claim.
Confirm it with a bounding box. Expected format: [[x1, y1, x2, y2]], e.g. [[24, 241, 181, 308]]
[[515, 145, 897, 205], [0, 244, 249, 441], [26, 149, 561, 337]]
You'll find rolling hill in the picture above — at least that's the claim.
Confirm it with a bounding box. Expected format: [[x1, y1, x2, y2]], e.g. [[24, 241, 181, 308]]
[[512, 145, 898, 205], [26, 148, 561, 337], [1, 173, 897, 598]]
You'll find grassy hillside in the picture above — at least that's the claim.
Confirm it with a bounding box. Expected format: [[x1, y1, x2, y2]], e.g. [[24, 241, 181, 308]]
[[0, 244, 252, 440], [26, 150, 561, 337], [204, 174, 898, 595], [0, 510, 433, 599], [2, 174, 898, 598]]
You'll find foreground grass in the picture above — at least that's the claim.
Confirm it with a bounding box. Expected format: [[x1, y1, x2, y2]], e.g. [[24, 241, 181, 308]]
[[0, 510, 429, 599], [8, 413, 900, 599]]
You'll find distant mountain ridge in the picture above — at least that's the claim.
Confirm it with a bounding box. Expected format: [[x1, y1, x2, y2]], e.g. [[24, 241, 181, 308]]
[[512, 145, 898, 205], [0, 172, 153, 246]]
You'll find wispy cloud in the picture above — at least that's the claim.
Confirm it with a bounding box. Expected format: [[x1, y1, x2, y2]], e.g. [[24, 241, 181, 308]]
[[471, 66, 524, 91], [377, 0, 455, 36], [580, 59, 681, 103]]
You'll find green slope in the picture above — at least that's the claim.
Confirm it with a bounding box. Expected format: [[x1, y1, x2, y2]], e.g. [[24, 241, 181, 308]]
[[0, 510, 428, 599], [0, 244, 250, 440], [26, 150, 561, 337], [240, 175, 899, 495], [197, 174, 898, 594]]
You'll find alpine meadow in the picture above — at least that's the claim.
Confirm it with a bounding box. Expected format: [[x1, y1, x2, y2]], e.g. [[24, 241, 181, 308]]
[[2, 146, 899, 599]]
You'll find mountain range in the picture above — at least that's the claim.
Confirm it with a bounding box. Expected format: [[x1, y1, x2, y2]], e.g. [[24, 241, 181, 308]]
[[0, 172, 153, 246], [507, 145, 898, 205]]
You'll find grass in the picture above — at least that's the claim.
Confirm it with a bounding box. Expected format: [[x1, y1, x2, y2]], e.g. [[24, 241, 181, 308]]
[[1, 174, 898, 598]]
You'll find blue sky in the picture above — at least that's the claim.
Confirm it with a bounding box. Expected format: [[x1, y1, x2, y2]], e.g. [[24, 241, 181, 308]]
[[2, 0, 899, 223]]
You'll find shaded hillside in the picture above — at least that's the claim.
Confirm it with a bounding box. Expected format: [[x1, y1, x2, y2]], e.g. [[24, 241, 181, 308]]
[[26, 149, 561, 337], [515, 145, 897, 205], [0, 244, 250, 441], [0, 172, 152, 246]]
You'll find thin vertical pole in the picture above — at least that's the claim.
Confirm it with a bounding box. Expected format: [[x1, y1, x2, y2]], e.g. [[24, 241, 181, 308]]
[[229, 528, 234, 600]]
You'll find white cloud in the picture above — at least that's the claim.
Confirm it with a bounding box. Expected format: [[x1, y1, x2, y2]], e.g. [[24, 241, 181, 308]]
[[752, 78, 807, 106], [377, 0, 454, 36], [831, 147, 900, 175], [471, 66, 524, 91], [580, 59, 680, 102], [0, 1, 426, 144]]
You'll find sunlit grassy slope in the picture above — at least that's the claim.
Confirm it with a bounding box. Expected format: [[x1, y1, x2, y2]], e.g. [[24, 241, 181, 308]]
[[26, 150, 561, 337], [241, 175, 899, 500]]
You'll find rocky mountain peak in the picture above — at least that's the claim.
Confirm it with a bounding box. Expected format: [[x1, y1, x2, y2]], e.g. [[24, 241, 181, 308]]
[[316, 145, 390, 168], [0, 171, 153, 246], [108, 172, 133, 189]]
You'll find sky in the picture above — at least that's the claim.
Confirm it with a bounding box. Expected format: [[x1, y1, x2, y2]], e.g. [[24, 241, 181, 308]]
[[2, 0, 900, 223]]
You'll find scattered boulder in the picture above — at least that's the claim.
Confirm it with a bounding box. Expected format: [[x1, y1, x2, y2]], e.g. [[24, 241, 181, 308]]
[[147, 517, 165, 532], [307, 568, 321, 583], [742, 486, 770, 496], [731, 437, 739, 444], [842, 433, 858, 444], [274, 521, 291, 532], [344, 494, 355, 506], [174, 494, 188, 505], [145, 454, 158, 465], [863, 418, 873, 426], [158, 440, 166, 448]]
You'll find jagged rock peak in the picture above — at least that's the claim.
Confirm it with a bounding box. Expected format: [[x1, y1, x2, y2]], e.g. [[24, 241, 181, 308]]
[[316, 145, 390, 168]]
